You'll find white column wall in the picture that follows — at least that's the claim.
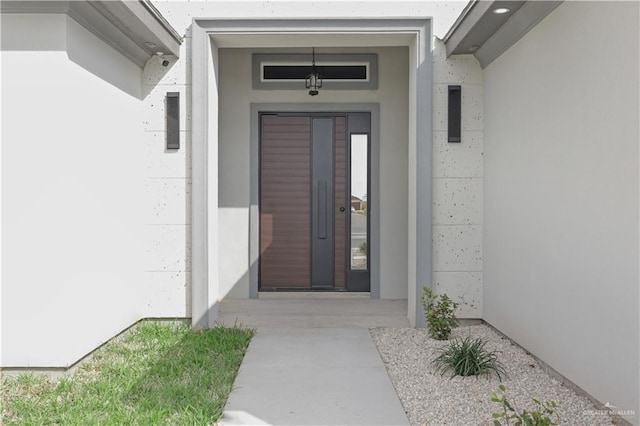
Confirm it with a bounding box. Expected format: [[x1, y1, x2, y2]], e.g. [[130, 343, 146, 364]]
[[141, 34, 194, 319], [406, 36, 419, 325], [217, 47, 409, 300], [431, 40, 484, 318], [483, 2, 639, 421]]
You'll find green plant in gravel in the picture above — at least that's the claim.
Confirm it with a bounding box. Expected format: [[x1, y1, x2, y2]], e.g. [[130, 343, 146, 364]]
[[420, 287, 458, 340], [432, 335, 507, 379], [490, 384, 560, 426], [1, 321, 254, 425]]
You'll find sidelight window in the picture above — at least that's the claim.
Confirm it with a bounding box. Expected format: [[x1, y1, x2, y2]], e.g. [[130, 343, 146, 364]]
[[350, 134, 368, 271]]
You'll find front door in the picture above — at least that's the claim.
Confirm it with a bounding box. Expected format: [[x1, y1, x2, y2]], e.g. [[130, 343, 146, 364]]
[[259, 112, 370, 291]]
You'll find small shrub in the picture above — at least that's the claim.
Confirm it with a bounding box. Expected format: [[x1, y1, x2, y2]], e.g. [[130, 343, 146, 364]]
[[432, 335, 507, 379], [490, 384, 560, 426], [420, 287, 458, 340]]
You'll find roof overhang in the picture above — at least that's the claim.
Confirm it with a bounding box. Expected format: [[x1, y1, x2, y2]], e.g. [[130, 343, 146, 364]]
[[444, 0, 562, 68], [0, 0, 182, 68]]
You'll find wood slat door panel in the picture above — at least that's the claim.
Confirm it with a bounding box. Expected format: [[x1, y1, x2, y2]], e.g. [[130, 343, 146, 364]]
[[260, 115, 312, 289], [260, 114, 354, 291]]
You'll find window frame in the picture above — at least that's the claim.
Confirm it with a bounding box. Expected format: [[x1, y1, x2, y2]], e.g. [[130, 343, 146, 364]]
[[252, 53, 378, 90]]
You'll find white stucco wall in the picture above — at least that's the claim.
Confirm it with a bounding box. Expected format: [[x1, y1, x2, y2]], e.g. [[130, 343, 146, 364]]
[[141, 39, 193, 319], [217, 47, 409, 299], [432, 40, 483, 318], [1, 13, 188, 367], [1, 14, 143, 366], [483, 1, 639, 422], [153, 1, 467, 41]]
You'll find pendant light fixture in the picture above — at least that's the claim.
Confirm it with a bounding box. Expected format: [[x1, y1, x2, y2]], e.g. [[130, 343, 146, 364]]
[[305, 48, 322, 96]]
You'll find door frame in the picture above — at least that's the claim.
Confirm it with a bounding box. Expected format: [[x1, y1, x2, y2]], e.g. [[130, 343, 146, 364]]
[[250, 103, 380, 299]]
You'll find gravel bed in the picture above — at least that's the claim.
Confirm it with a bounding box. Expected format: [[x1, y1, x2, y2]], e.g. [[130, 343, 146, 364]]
[[371, 325, 614, 426]]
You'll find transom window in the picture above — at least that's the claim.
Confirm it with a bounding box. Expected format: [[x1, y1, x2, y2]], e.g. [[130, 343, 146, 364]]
[[253, 53, 377, 90], [261, 63, 369, 82]]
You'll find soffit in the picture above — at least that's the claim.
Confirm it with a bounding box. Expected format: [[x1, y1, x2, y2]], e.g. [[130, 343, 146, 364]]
[[444, 0, 562, 68], [0, 0, 182, 68]]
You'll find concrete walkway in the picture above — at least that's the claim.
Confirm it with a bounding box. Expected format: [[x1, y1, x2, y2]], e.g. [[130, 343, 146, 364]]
[[218, 297, 410, 426]]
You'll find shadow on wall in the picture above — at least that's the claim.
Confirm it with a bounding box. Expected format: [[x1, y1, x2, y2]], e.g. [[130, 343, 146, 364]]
[[65, 17, 149, 99], [141, 54, 177, 99], [0, 13, 177, 100], [141, 25, 192, 99]]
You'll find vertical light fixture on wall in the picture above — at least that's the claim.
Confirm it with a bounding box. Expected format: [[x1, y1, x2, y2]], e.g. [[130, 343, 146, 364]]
[[305, 48, 322, 96], [448, 85, 461, 143], [166, 92, 180, 149]]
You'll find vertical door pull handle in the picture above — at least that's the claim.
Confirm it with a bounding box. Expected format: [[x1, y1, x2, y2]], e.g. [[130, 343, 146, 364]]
[[318, 180, 327, 239]]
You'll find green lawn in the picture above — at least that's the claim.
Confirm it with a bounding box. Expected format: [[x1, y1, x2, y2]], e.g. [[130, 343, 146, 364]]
[[1, 321, 254, 425]]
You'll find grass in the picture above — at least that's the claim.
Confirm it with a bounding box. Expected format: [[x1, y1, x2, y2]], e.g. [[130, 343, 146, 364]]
[[1, 321, 254, 425], [432, 335, 507, 380]]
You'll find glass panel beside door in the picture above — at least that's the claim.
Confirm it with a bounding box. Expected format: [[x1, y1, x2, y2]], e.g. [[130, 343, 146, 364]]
[[344, 112, 371, 292], [350, 134, 368, 271]]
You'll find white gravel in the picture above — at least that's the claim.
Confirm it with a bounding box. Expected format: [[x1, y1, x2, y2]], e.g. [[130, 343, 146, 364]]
[[370, 324, 614, 426]]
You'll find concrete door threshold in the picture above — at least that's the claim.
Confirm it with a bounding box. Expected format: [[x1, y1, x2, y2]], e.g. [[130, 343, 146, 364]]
[[218, 298, 410, 328], [258, 291, 371, 299]]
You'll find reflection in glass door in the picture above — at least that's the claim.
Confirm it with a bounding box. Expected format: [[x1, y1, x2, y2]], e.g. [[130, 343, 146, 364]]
[[350, 134, 368, 271]]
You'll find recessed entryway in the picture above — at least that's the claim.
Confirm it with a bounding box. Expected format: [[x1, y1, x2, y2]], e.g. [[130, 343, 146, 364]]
[[191, 19, 433, 328]]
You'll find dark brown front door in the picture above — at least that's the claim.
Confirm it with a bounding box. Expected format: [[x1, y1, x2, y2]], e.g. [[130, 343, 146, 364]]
[[259, 113, 368, 291]]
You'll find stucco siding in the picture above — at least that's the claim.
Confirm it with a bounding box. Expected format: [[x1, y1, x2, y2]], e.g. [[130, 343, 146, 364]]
[[141, 43, 193, 319], [152, 1, 465, 41], [1, 14, 148, 367], [483, 1, 639, 421], [431, 40, 484, 318], [1, 13, 190, 367]]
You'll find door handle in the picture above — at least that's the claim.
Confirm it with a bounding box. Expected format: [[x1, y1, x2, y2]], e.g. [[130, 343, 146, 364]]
[[339, 207, 345, 212], [318, 180, 327, 239]]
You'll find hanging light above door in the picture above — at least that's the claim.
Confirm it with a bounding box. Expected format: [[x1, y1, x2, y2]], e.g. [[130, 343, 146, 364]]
[[305, 48, 322, 96]]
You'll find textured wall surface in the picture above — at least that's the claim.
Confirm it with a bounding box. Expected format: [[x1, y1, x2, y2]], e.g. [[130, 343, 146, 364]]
[[483, 1, 639, 422], [141, 44, 193, 318], [152, 1, 466, 40], [431, 40, 484, 318]]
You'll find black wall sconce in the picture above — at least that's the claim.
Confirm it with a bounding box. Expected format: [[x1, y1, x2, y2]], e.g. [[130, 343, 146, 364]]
[[448, 85, 461, 143], [166, 92, 180, 149]]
